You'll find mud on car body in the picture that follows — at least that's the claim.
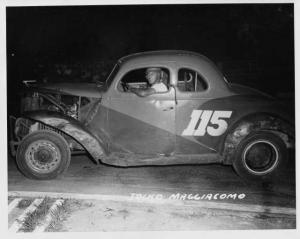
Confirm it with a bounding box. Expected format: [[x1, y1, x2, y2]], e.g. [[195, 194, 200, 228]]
[[9, 50, 294, 180]]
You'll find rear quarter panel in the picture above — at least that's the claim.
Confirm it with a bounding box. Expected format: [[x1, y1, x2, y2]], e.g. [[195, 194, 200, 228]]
[[195, 94, 293, 153]]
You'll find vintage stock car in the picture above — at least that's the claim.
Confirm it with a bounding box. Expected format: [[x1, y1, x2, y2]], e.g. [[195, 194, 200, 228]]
[[9, 50, 294, 181]]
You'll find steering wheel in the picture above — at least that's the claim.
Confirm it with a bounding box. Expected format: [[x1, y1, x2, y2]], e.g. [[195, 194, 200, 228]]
[[121, 81, 129, 92]]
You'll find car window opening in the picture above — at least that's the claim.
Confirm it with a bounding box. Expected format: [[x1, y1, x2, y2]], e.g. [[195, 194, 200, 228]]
[[118, 67, 170, 94], [177, 68, 208, 92]]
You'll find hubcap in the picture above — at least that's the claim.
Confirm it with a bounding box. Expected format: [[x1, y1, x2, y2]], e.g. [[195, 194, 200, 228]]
[[25, 140, 61, 174], [243, 140, 279, 175]]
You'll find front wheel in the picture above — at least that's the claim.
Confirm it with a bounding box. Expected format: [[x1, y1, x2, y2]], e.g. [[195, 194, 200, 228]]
[[233, 131, 288, 181], [16, 130, 71, 180]]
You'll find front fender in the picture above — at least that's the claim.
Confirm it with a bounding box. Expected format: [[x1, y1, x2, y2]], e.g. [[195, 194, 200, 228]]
[[23, 110, 107, 161]]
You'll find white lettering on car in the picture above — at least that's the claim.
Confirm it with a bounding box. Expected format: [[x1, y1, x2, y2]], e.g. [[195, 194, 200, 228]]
[[182, 110, 233, 136]]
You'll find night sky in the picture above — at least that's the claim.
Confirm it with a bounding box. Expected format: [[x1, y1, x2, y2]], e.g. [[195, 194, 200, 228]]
[[6, 4, 294, 115]]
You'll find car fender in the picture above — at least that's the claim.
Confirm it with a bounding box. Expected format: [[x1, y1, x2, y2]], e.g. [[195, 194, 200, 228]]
[[23, 110, 107, 162], [222, 112, 294, 165]]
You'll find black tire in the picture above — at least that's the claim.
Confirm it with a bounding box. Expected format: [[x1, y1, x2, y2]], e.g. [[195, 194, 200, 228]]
[[232, 131, 288, 181], [16, 130, 71, 180]]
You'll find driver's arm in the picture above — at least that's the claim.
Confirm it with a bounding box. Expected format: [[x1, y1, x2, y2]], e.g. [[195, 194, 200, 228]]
[[130, 87, 156, 97]]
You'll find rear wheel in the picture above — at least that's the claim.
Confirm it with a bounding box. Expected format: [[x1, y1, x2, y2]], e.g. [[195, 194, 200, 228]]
[[233, 131, 288, 181], [16, 130, 71, 180]]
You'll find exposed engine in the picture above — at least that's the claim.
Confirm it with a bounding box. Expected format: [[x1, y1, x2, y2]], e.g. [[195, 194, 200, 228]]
[[9, 81, 103, 157], [20, 91, 90, 120], [10, 91, 93, 155]]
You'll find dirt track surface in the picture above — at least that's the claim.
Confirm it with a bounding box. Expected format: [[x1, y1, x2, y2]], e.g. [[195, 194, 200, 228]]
[[61, 199, 296, 231], [8, 154, 295, 208]]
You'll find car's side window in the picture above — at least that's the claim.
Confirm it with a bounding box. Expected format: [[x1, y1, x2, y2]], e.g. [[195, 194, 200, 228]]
[[177, 68, 207, 92], [117, 67, 170, 93]]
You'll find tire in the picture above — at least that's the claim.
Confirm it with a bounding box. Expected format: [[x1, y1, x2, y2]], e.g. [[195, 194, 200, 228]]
[[232, 131, 288, 181], [16, 130, 71, 180]]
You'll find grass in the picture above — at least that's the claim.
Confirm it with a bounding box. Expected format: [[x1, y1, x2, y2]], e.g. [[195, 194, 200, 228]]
[[17, 198, 33, 209], [18, 197, 60, 232], [46, 199, 70, 232], [8, 196, 14, 203], [47, 199, 94, 232], [11, 197, 94, 232]]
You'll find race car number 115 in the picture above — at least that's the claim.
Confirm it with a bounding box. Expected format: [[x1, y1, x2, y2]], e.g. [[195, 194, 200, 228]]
[[182, 110, 233, 136]]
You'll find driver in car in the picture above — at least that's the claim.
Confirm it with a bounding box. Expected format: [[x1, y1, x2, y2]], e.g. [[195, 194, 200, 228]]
[[130, 67, 168, 97]]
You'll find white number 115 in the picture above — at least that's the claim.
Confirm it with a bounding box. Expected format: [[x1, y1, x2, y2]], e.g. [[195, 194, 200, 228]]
[[182, 110, 233, 136]]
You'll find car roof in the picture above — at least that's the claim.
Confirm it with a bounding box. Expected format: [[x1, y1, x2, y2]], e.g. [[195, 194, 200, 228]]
[[118, 50, 214, 66], [110, 50, 230, 96]]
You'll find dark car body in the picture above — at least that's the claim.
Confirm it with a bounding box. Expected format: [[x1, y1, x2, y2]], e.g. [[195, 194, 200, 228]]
[[10, 50, 294, 179]]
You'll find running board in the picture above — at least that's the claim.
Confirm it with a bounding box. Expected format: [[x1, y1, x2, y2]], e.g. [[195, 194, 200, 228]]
[[102, 153, 223, 167]]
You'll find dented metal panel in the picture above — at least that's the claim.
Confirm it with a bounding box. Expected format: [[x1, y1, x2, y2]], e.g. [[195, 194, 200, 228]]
[[23, 111, 107, 162], [223, 114, 294, 164]]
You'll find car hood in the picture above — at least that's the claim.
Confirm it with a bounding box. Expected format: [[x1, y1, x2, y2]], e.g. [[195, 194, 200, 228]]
[[33, 82, 106, 97], [228, 83, 274, 99]]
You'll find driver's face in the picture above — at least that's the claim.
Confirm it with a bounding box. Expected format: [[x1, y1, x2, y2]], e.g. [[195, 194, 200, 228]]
[[146, 71, 160, 84]]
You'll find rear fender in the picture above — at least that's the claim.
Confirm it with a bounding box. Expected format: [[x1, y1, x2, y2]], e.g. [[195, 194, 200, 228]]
[[23, 110, 107, 162], [222, 113, 294, 165]]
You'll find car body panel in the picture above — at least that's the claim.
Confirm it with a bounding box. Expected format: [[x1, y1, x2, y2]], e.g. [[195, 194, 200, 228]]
[[23, 110, 107, 161]]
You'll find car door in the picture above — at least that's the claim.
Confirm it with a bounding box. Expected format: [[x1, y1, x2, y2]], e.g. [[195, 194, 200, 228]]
[[107, 66, 176, 156], [175, 67, 233, 156]]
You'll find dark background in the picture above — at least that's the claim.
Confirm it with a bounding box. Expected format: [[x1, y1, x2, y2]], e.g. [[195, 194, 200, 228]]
[[6, 4, 294, 116]]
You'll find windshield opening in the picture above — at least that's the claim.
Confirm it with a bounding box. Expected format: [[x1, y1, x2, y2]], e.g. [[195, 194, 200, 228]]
[[105, 62, 120, 89]]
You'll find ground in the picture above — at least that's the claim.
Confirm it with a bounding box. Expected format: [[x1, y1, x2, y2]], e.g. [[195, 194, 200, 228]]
[[61, 199, 295, 231], [7, 153, 296, 231]]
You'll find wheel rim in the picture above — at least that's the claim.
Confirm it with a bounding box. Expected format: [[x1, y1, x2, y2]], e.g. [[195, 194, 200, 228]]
[[25, 140, 61, 174], [242, 140, 279, 175]]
